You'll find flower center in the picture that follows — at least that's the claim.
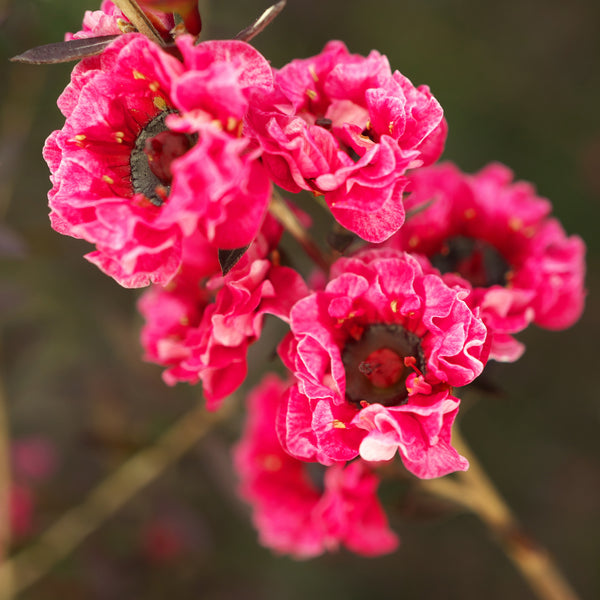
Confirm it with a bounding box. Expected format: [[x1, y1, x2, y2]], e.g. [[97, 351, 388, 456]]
[[342, 323, 425, 407], [130, 111, 196, 207], [431, 236, 510, 287]]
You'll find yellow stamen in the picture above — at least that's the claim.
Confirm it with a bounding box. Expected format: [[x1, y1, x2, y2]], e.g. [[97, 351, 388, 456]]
[[226, 116, 238, 132], [509, 217, 523, 231], [102, 175, 114, 185], [262, 454, 282, 471], [153, 96, 167, 111], [306, 89, 318, 101]]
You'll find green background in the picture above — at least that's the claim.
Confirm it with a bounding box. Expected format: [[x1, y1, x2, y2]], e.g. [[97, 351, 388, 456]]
[[0, 0, 598, 598]]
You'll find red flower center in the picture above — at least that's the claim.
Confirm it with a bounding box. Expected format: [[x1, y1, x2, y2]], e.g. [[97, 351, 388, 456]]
[[431, 236, 510, 288], [342, 323, 425, 407], [130, 111, 196, 206], [358, 348, 404, 388]]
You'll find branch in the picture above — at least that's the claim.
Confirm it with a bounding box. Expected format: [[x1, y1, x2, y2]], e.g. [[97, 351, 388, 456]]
[[269, 191, 331, 273], [0, 398, 235, 598], [111, 0, 165, 45], [420, 427, 581, 600]]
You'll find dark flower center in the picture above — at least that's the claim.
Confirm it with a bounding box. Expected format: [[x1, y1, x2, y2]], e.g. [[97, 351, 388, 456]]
[[130, 111, 196, 207], [342, 323, 425, 407], [431, 236, 510, 287]]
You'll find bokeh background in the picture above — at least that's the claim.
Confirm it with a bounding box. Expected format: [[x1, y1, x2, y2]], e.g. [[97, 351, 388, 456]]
[[0, 0, 598, 598]]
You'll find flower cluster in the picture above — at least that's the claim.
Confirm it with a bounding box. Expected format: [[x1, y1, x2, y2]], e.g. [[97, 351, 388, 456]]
[[42, 1, 586, 559]]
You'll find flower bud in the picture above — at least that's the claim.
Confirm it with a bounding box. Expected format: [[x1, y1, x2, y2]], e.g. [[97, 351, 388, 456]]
[[137, 0, 202, 35]]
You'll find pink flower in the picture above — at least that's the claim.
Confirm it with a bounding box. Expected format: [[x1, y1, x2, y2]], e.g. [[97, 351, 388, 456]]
[[277, 249, 487, 477], [140, 518, 187, 565], [246, 41, 446, 243], [138, 217, 309, 409], [136, 1, 202, 35], [234, 374, 398, 558], [9, 484, 34, 540], [44, 34, 273, 287], [66, 1, 175, 41], [386, 162, 586, 361], [11, 437, 57, 483]]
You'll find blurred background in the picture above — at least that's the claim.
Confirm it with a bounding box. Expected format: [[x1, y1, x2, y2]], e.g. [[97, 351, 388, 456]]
[[0, 0, 598, 598]]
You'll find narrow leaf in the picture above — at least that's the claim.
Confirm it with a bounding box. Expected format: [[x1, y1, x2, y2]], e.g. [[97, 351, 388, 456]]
[[235, 0, 286, 42], [10, 35, 121, 65], [218, 246, 250, 276]]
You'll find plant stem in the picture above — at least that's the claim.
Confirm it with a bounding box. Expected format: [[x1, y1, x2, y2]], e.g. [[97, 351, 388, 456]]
[[111, 0, 165, 45], [420, 427, 581, 600], [0, 398, 234, 599], [269, 191, 331, 273]]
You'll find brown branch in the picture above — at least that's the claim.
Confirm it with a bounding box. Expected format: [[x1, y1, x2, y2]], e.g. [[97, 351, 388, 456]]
[[420, 427, 581, 600], [0, 398, 235, 598], [111, 0, 165, 45], [269, 191, 331, 273]]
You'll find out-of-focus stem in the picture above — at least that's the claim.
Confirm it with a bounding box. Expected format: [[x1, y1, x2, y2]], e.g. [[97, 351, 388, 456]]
[[420, 428, 581, 600], [0, 398, 234, 599], [269, 191, 331, 273]]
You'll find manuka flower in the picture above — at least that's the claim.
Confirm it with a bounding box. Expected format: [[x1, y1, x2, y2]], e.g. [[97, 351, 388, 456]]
[[246, 41, 447, 243], [138, 217, 308, 409], [65, 0, 175, 40], [385, 162, 587, 361], [44, 33, 273, 287], [234, 374, 398, 558], [277, 249, 488, 478]]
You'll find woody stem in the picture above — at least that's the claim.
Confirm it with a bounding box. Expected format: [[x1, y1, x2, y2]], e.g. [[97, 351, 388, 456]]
[[269, 190, 331, 273], [420, 427, 581, 600], [0, 397, 235, 599], [111, 0, 165, 45]]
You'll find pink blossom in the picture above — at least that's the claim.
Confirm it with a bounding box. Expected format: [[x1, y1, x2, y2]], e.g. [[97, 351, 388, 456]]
[[11, 437, 57, 483], [9, 484, 34, 540], [386, 162, 586, 361], [277, 249, 486, 477], [66, 1, 175, 40], [140, 518, 187, 564], [246, 41, 446, 243], [138, 218, 308, 409], [45, 34, 273, 287], [234, 374, 398, 558]]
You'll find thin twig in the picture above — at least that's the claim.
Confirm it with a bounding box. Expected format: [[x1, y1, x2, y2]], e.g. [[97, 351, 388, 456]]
[[111, 0, 165, 45], [0, 398, 235, 598], [269, 191, 331, 273], [420, 427, 581, 600]]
